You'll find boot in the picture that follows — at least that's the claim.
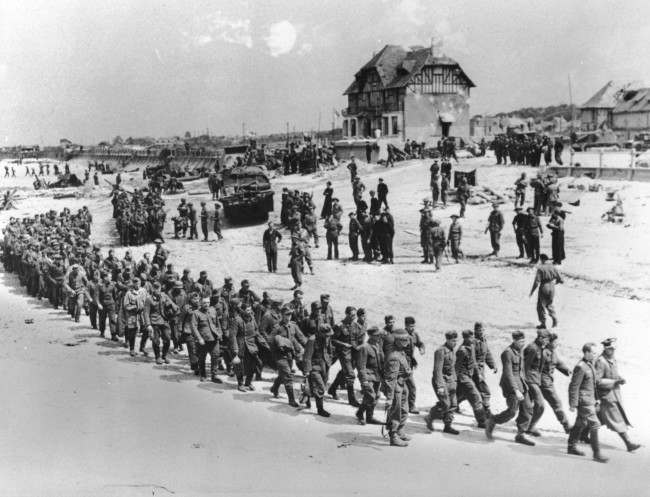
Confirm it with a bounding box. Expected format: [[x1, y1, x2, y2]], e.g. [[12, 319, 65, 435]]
[[346, 385, 360, 407], [314, 397, 330, 417], [515, 433, 535, 446], [443, 423, 459, 435], [484, 416, 495, 440], [526, 427, 542, 437], [366, 407, 383, 425], [619, 432, 641, 452], [562, 421, 571, 434], [389, 434, 408, 447], [286, 386, 299, 407], [327, 382, 339, 400], [590, 429, 608, 463], [424, 413, 434, 432], [397, 430, 411, 441], [568, 444, 585, 456], [355, 406, 366, 425], [270, 381, 280, 398]]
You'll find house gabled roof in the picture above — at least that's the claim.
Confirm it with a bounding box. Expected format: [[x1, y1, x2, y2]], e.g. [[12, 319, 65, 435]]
[[343, 45, 475, 95], [613, 88, 650, 114], [581, 80, 643, 109]]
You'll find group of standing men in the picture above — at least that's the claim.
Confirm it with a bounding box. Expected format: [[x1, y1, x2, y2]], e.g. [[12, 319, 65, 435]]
[[112, 185, 166, 246], [493, 134, 564, 167]]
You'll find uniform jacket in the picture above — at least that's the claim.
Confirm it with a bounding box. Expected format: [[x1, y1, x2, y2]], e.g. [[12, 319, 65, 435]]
[[473, 336, 495, 374], [231, 315, 268, 356], [263, 228, 282, 251], [487, 210, 504, 232], [540, 347, 569, 387], [594, 355, 625, 406], [302, 330, 332, 374], [357, 342, 384, 383], [568, 359, 597, 408], [433, 344, 456, 391], [523, 340, 545, 386], [499, 345, 527, 395], [455, 342, 477, 379], [384, 349, 411, 402], [143, 293, 178, 327], [190, 308, 221, 343]]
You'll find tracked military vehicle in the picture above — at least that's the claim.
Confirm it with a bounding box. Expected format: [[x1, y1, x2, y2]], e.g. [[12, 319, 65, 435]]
[[220, 164, 274, 223]]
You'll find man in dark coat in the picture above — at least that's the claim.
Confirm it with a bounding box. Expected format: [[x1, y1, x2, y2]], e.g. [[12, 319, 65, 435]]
[[595, 338, 640, 452], [424, 331, 459, 434], [526, 207, 543, 263], [447, 214, 462, 263], [485, 203, 504, 256], [348, 212, 361, 261], [547, 208, 565, 265], [262, 222, 282, 273], [485, 331, 535, 446], [355, 326, 384, 425], [512, 207, 529, 258], [320, 181, 333, 219], [377, 178, 388, 208]]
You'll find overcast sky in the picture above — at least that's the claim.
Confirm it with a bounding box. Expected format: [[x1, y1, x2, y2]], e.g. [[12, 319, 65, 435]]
[[2, 0, 650, 145]]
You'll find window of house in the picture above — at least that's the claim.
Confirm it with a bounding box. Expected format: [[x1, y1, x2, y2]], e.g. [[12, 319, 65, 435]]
[[382, 117, 389, 136], [350, 119, 357, 137], [343, 120, 349, 137], [391, 116, 399, 135]]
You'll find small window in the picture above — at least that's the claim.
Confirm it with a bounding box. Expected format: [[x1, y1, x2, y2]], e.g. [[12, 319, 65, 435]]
[[343, 120, 349, 137], [350, 119, 357, 137], [391, 116, 399, 135], [382, 117, 389, 136]]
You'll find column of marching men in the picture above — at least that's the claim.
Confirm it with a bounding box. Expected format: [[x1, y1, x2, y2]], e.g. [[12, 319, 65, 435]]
[[1, 206, 641, 460]]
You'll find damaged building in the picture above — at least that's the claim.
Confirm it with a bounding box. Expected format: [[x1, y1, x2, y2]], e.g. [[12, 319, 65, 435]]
[[340, 44, 475, 146]]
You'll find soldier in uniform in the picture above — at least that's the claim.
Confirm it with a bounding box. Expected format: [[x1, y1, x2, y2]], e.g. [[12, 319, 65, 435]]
[[466, 322, 497, 414], [514, 173, 527, 208], [302, 302, 334, 417], [485, 331, 535, 446], [190, 297, 222, 382], [143, 281, 178, 365], [384, 328, 413, 446], [231, 303, 268, 391], [270, 306, 304, 407], [121, 278, 144, 357], [567, 343, 609, 462], [595, 338, 640, 452], [213, 203, 224, 240], [327, 306, 360, 406], [404, 317, 424, 414], [324, 215, 342, 260], [168, 280, 189, 353], [428, 219, 446, 270], [529, 254, 563, 329], [97, 271, 118, 340], [424, 331, 460, 434], [377, 178, 388, 209], [355, 326, 384, 425], [447, 214, 462, 263], [262, 221, 282, 273], [523, 329, 550, 437], [547, 208, 566, 265], [539, 332, 571, 433], [200, 202, 209, 241], [187, 202, 198, 240], [348, 212, 361, 261], [512, 207, 529, 259], [526, 207, 543, 263], [455, 330, 488, 428], [457, 176, 470, 218], [485, 203, 504, 256]]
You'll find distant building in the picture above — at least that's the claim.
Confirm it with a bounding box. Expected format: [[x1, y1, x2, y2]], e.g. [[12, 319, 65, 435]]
[[340, 44, 475, 144], [580, 80, 650, 138]]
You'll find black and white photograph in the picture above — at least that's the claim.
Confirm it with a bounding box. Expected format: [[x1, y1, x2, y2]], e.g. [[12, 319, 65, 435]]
[[0, 1, 648, 495]]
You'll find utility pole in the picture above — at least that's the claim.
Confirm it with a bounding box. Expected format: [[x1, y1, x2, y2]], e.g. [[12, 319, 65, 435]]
[[568, 74, 575, 132], [242, 122, 246, 140]]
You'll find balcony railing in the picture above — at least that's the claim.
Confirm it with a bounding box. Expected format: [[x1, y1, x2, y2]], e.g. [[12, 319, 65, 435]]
[[343, 101, 403, 117]]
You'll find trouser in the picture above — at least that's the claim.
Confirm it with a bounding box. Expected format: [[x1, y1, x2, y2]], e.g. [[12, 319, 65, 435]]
[[533, 384, 569, 428], [201, 221, 208, 240], [386, 378, 408, 435], [568, 405, 600, 446], [429, 383, 457, 425], [527, 235, 540, 261], [308, 230, 319, 248], [170, 320, 182, 350], [459, 199, 467, 218], [68, 291, 85, 322], [555, 151, 563, 165], [331, 354, 355, 388], [456, 375, 487, 423], [98, 304, 117, 337], [533, 195, 542, 215], [489, 230, 501, 254], [515, 231, 528, 257], [431, 186, 439, 204], [88, 303, 98, 329], [184, 334, 199, 371], [349, 234, 359, 260], [492, 390, 533, 434], [378, 195, 388, 208], [309, 368, 328, 400], [290, 265, 302, 286], [405, 374, 417, 411], [189, 223, 198, 239], [537, 292, 557, 327], [213, 224, 223, 239], [124, 326, 139, 351], [450, 239, 462, 261], [272, 358, 294, 390], [515, 190, 525, 207], [139, 323, 150, 352], [526, 383, 546, 430], [361, 237, 372, 261], [235, 349, 259, 386], [151, 323, 172, 359], [198, 340, 220, 379], [265, 248, 277, 272], [327, 237, 339, 259], [432, 246, 443, 269]]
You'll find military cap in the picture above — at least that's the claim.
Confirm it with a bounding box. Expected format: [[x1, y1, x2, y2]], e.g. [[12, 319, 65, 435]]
[[357, 308, 366, 316], [445, 331, 458, 339], [344, 305, 356, 314], [462, 329, 474, 338], [173, 281, 183, 289], [450, 214, 459, 218], [474, 322, 484, 331], [348, 212, 355, 217], [200, 201, 206, 205], [311, 301, 321, 310], [405, 316, 415, 325], [271, 299, 283, 308], [548, 332, 559, 341], [199, 270, 207, 276], [392, 328, 409, 339], [601, 337, 616, 348], [320, 294, 330, 300], [367, 326, 381, 335], [332, 198, 339, 202], [514, 207, 523, 212], [281, 305, 293, 314], [241, 279, 250, 286], [492, 202, 499, 208], [512, 330, 525, 340], [293, 289, 303, 297], [537, 329, 550, 338], [224, 276, 233, 283]]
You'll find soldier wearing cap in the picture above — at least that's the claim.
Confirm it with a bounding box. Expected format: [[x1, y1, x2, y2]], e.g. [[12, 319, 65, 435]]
[[199, 201, 209, 241], [212, 203, 224, 240], [529, 253, 563, 329], [319, 294, 334, 328], [97, 271, 118, 340], [456, 175, 470, 218], [538, 332, 571, 433], [196, 270, 214, 299], [485, 331, 534, 446], [567, 342, 608, 462], [288, 289, 307, 327], [384, 328, 412, 446], [270, 305, 304, 407], [288, 239, 304, 290], [485, 203, 504, 257], [419, 207, 433, 263], [594, 338, 640, 452], [168, 280, 189, 353], [190, 296, 222, 382], [327, 306, 360, 406], [526, 207, 543, 263], [262, 221, 282, 273], [143, 281, 178, 365], [355, 325, 384, 425], [302, 302, 334, 417], [348, 212, 361, 261], [152, 240, 168, 268], [121, 278, 144, 356], [231, 303, 268, 391], [523, 329, 551, 437], [447, 214, 462, 263], [469, 322, 497, 413], [425, 331, 459, 434], [455, 329, 488, 427], [403, 317, 424, 414], [512, 206, 529, 259]]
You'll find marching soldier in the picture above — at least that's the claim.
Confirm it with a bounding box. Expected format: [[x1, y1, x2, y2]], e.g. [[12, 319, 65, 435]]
[[262, 221, 282, 273], [567, 343, 608, 462], [485, 203, 504, 256], [404, 316, 424, 414], [595, 338, 640, 452], [514, 173, 527, 207], [384, 328, 412, 446], [455, 330, 488, 427], [302, 302, 334, 417], [143, 281, 178, 365], [355, 326, 384, 425], [187, 202, 198, 240], [190, 297, 222, 382], [348, 212, 361, 261], [539, 333, 571, 433], [447, 214, 462, 263], [328, 306, 360, 406], [270, 306, 304, 407], [424, 331, 460, 434], [526, 207, 543, 263], [485, 331, 535, 446], [213, 203, 224, 240], [529, 254, 563, 329], [231, 303, 268, 391], [523, 329, 550, 437]]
